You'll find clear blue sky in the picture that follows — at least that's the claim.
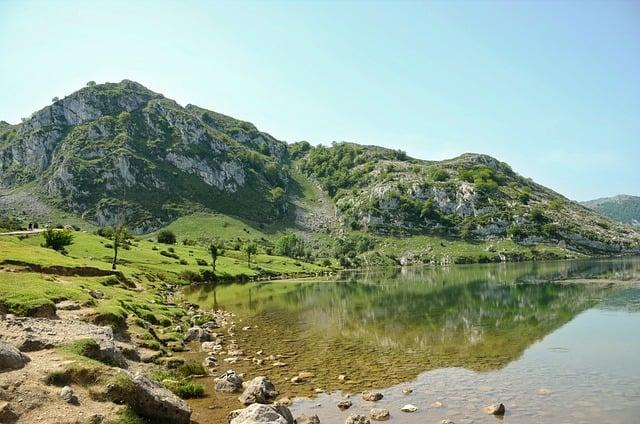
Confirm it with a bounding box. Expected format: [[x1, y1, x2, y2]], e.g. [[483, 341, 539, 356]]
[[1, 0, 638, 201]]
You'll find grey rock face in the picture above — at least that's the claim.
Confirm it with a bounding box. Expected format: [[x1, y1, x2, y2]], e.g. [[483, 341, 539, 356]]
[[238, 376, 278, 405], [0, 342, 30, 371], [229, 403, 294, 424]]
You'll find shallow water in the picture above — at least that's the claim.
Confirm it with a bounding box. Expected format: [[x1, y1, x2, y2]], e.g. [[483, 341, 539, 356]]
[[185, 258, 640, 423]]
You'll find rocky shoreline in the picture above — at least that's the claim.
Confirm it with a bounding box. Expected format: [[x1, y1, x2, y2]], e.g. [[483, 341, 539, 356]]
[[0, 291, 511, 424]]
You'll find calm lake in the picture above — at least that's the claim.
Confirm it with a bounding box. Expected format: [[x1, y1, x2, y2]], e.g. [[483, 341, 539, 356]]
[[185, 258, 640, 423]]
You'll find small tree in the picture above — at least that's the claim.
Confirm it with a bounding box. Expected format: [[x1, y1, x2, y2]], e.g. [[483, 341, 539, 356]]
[[244, 242, 257, 268], [86, 81, 96, 87], [157, 230, 176, 244], [209, 242, 220, 273], [43, 229, 73, 252], [52, 96, 59, 102], [111, 225, 130, 270]]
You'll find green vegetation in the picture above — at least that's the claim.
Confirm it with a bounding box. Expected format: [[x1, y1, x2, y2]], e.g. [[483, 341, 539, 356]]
[[157, 230, 176, 244], [150, 361, 206, 399], [43, 229, 74, 252]]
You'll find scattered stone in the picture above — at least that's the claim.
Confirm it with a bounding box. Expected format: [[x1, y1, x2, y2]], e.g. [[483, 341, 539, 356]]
[[184, 326, 213, 342], [537, 388, 552, 396], [361, 391, 383, 401], [238, 376, 278, 405], [242, 326, 251, 331], [227, 349, 245, 357], [273, 361, 287, 367], [431, 401, 444, 408], [215, 370, 244, 393], [400, 404, 417, 412], [291, 376, 306, 384], [59, 386, 78, 404], [296, 414, 320, 424], [106, 370, 191, 424], [369, 408, 390, 421], [252, 357, 264, 365], [401, 388, 413, 395], [201, 341, 220, 351], [338, 374, 347, 381], [298, 371, 315, 379], [256, 350, 263, 355], [483, 403, 506, 415], [313, 388, 324, 393], [439, 420, 455, 424], [345, 414, 370, 424], [230, 403, 294, 424], [0, 401, 18, 423], [203, 356, 217, 368], [337, 400, 353, 410], [0, 341, 30, 371]]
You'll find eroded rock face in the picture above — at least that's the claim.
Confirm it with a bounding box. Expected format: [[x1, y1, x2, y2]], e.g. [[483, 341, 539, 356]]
[[238, 376, 278, 405], [0, 342, 30, 371], [229, 403, 294, 424], [107, 370, 191, 424], [215, 370, 244, 393]]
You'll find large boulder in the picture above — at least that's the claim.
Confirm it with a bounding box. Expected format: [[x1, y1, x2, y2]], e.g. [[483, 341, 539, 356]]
[[106, 371, 191, 424], [215, 370, 244, 393], [238, 376, 278, 405], [230, 403, 294, 424], [0, 342, 30, 371]]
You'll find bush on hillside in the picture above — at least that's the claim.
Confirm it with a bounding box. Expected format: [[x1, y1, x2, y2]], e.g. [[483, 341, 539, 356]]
[[43, 229, 74, 252], [157, 230, 176, 244]]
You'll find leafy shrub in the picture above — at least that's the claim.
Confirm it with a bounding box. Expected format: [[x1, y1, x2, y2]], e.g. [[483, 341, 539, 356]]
[[179, 259, 188, 265], [274, 233, 305, 258], [431, 168, 449, 182], [157, 230, 176, 244], [196, 258, 208, 266], [43, 229, 74, 251], [159, 250, 179, 259]]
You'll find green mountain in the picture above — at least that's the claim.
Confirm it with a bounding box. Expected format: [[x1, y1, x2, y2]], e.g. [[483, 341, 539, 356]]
[[1, 80, 639, 258], [582, 195, 640, 227]]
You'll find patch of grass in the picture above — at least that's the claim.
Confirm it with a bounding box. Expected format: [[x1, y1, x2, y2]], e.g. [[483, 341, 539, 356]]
[[105, 407, 147, 424], [45, 362, 104, 387]]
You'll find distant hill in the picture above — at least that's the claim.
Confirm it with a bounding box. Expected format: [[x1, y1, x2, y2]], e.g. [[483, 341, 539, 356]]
[[582, 195, 640, 227], [1, 80, 639, 257]]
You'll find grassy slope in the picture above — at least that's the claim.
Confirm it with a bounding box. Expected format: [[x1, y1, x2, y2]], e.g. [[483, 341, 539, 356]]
[[0, 230, 327, 318]]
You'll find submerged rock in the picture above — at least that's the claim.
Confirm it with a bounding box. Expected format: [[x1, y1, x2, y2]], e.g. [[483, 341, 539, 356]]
[[483, 403, 506, 415], [400, 404, 417, 412], [361, 391, 383, 402], [337, 400, 353, 410], [296, 414, 320, 424], [0, 341, 30, 371], [345, 415, 370, 424], [238, 376, 278, 405], [369, 408, 390, 421], [215, 370, 243, 393], [230, 403, 294, 424]]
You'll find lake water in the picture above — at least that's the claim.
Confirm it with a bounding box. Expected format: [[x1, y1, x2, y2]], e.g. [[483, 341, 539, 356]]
[[185, 258, 640, 423]]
